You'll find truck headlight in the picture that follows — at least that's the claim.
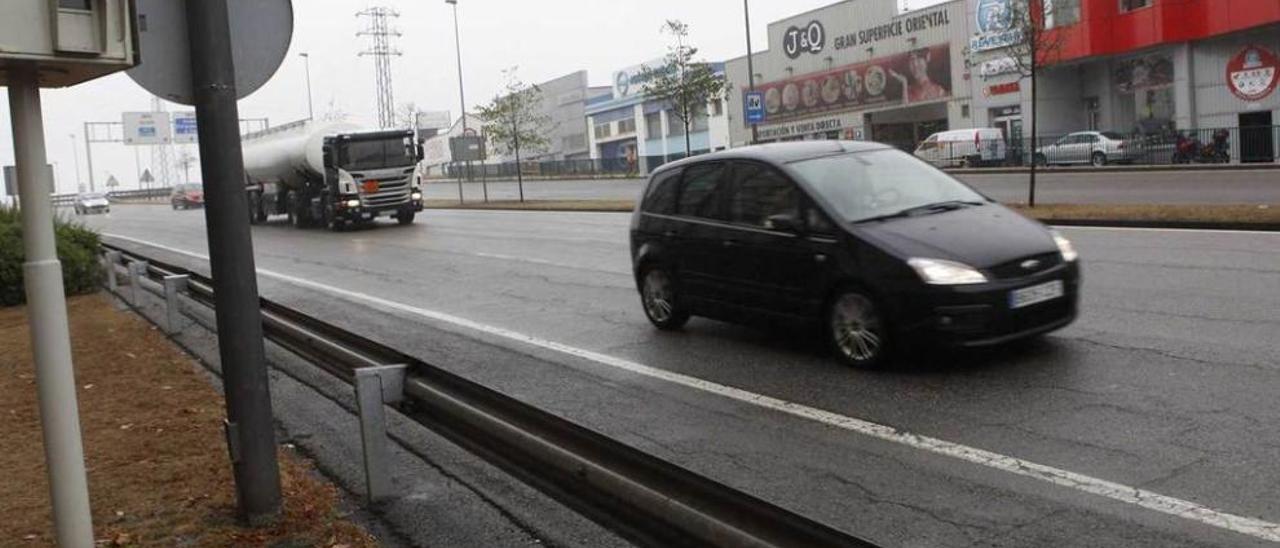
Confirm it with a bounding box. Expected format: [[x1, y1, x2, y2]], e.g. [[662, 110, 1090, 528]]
[[411, 192, 422, 201], [908, 258, 988, 285], [345, 199, 361, 208], [1051, 230, 1078, 262]]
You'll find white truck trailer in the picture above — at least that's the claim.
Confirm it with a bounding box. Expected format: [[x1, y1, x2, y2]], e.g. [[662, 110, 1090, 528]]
[[242, 120, 424, 230]]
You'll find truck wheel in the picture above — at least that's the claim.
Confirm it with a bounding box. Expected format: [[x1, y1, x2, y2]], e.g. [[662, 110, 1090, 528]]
[[397, 209, 416, 225]]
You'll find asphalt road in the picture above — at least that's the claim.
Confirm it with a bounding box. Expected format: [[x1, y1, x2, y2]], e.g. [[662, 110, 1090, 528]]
[[84, 206, 1280, 547], [423, 168, 1280, 205]]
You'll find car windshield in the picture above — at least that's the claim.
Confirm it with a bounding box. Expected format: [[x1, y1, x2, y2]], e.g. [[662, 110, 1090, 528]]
[[342, 136, 416, 171], [175, 184, 201, 193], [81, 193, 105, 200], [789, 149, 987, 223]]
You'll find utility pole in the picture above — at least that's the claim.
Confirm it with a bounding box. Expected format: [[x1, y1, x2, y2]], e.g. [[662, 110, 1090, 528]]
[[744, 0, 759, 145], [356, 7, 402, 129], [69, 134, 82, 191], [185, 0, 282, 524], [446, 0, 472, 182], [8, 63, 95, 548], [83, 123, 96, 192]]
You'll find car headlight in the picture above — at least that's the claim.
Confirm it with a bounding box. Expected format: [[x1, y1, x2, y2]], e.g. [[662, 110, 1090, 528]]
[[411, 192, 422, 201], [1051, 230, 1078, 262], [345, 199, 361, 208], [908, 258, 988, 285]]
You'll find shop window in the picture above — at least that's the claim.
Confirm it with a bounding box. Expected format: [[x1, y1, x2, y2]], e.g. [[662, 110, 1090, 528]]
[[594, 123, 612, 139], [668, 111, 687, 136], [645, 112, 663, 140], [710, 99, 724, 117], [1119, 0, 1150, 12]]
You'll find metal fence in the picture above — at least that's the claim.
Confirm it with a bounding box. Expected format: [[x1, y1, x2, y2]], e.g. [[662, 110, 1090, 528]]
[[441, 152, 709, 180]]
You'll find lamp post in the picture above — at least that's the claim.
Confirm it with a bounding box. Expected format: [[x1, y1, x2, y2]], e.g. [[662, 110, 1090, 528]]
[[446, 0, 471, 183], [68, 134, 82, 192], [299, 52, 314, 121], [744, 0, 759, 145]]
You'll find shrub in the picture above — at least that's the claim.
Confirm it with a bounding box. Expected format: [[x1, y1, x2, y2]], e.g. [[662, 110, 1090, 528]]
[[0, 205, 103, 307]]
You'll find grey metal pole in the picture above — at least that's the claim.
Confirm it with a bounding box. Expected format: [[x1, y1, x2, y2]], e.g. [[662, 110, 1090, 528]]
[[447, 0, 473, 182], [83, 122, 95, 192], [744, 0, 759, 145], [185, 0, 282, 524], [300, 53, 314, 121], [69, 134, 82, 191], [8, 63, 95, 548]]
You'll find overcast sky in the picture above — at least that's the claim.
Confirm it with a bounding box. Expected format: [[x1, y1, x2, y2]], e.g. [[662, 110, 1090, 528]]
[[0, 0, 946, 194]]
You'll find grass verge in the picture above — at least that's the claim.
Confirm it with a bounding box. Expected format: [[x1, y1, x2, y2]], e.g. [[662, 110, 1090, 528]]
[[0, 294, 378, 547]]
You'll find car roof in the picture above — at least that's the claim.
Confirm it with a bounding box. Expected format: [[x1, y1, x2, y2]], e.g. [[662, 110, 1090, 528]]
[[653, 141, 894, 175]]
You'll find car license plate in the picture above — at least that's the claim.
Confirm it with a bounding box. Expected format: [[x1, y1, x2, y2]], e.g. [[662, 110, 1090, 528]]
[[1009, 280, 1064, 309]]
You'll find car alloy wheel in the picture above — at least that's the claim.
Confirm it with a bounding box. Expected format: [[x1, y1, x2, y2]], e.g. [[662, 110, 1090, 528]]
[[828, 291, 888, 368], [641, 268, 689, 330], [1091, 152, 1107, 167]]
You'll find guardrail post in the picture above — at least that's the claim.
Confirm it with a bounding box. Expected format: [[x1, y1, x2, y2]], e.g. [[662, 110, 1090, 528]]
[[103, 251, 121, 292], [162, 275, 189, 335], [353, 364, 408, 504], [127, 260, 148, 307]]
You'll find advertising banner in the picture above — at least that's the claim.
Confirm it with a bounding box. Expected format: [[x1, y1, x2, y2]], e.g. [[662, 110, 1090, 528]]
[[1227, 45, 1279, 102], [749, 44, 951, 126]]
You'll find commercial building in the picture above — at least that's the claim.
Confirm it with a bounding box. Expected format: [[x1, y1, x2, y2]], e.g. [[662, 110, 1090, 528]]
[[725, 0, 1280, 163], [586, 59, 730, 174]]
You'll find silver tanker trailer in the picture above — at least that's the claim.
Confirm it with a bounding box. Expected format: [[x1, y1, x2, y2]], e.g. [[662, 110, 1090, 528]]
[[242, 120, 423, 230]]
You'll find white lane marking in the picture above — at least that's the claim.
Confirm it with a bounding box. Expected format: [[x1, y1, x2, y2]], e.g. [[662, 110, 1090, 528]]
[[104, 232, 1280, 543], [1058, 225, 1280, 236]]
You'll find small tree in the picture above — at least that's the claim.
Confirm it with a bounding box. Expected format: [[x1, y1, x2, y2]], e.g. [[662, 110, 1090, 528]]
[[1002, 0, 1067, 208], [641, 20, 726, 158], [477, 67, 553, 202], [394, 102, 419, 130], [176, 150, 197, 185]]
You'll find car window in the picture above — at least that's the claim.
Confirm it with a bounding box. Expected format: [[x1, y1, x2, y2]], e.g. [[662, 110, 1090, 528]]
[[805, 203, 838, 236], [676, 163, 726, 218], [789, 148, 986, 223], [1081, 134, 1099, 144], [726, 162, 799, 229], [641, 169, 681, 215], [917, 135, 938, 151], [1055, 135, 1072, 146]]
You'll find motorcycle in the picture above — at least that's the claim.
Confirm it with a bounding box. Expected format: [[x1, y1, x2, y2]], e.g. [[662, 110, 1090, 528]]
[[1173, 130, 1230, 164]]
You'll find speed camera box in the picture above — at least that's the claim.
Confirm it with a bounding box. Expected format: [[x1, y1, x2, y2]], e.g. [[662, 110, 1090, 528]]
[[0, 0, 138, 88]]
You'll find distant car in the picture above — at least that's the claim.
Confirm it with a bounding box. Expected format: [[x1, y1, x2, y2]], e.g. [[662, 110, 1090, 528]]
[[73, 193, 110, 215], [1034, 131, 1133, 167], [913, 128, 1007, 168], [630, 141, 1081, 369], [170, 183, 205, 210]]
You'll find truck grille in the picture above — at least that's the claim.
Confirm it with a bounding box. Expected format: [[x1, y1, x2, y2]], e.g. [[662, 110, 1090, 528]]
[[360, 177, 411, 208]]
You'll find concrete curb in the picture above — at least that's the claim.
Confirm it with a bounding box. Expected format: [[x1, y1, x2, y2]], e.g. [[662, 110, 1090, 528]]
[[1044, 218, 1280, 232], [946, 164, 1280, 175]]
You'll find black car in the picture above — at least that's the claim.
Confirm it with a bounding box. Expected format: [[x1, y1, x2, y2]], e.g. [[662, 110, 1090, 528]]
[[629, 141, 1080, 368]]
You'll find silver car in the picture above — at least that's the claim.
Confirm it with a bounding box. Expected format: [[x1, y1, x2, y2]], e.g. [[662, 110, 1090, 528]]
[[1034, 131, 1133, 167]]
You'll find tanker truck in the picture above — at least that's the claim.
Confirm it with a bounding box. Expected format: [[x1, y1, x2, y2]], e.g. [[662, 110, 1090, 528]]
[[242, 120, 424, 230]]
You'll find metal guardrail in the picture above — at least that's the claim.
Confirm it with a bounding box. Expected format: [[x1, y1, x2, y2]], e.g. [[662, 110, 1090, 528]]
[[99, 241, 877, 548]]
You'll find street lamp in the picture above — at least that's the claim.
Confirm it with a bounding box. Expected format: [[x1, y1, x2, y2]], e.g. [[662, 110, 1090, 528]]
[[299, 52, 314, 121], [744, 0, 759, 145], [68, 134, 82, 191], [446, 0, 472, 185]]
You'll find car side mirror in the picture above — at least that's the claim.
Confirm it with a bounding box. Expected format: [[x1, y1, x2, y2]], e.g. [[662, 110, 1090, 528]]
[[765, 213, 803, 233]]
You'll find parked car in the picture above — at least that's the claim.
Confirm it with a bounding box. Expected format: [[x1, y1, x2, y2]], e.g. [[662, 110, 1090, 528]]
[[913, 128, 1007, 168], [73, 192, 110, 215], [1034, 131, 1133, 166], [630, 141, 1081, 369], [170, 183, 205, 210]]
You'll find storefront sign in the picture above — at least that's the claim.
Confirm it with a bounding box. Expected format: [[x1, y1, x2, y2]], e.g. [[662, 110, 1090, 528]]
[[748, 44, 952, 126], [759, 118, 844, 141], [1114, 53, 1173, 93], [1227, 45, 1279, 102], [612, 59, 673, 98], [985, 82, 1020, 96], [744, 91, 767, 124], [784, 21, 825, 59], [979, 57, 1020, 79], [970, 0, 1024, 52], [832, 9, 950, 50]]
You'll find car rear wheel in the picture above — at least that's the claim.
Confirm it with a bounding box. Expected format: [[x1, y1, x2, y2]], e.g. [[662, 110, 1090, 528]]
[[640, 267, 689, 330], [1091, 152, 1107, 167], [827, 290, 889, 369]]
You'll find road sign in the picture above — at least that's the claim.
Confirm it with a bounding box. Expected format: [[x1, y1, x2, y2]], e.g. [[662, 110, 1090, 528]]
[[126, 0, 294, 105], [416, 111, 452, 131], [123, 112, 173, 145], [450, 136, 486, 162], [105, 175, 120, 189], [745, 91, 766, 124], [173, 112, 199, 144], [140, 169, 155, 184], [4, 165, 56, 195]]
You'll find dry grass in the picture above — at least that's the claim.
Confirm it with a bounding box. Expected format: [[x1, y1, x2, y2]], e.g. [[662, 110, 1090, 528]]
[[426, 199, 636, 212], [0, 294, 378, 547], [1011, 203, 1280, 224]]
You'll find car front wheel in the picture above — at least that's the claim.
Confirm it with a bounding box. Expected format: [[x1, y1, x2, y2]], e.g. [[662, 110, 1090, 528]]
[[640, 267, 690, 330], [1091, 152, 1107, 167], [827, 290, 890, 369]]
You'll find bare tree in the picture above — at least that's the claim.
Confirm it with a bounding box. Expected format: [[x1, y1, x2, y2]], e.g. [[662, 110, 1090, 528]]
[[1002, 0, 1067, 208], [641, 20, 727, 157], [176, 149, 198, 185], [477, 67, 554, 202], [394, 102, 419, 130], [319, 97, 349, 122]]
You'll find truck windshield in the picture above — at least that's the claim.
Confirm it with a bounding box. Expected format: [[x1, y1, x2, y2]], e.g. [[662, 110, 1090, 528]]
[[342, 137, 415, 171]]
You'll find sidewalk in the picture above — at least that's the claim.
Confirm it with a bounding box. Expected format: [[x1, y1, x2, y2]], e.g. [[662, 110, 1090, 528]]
[[0, 294, 378, 547]]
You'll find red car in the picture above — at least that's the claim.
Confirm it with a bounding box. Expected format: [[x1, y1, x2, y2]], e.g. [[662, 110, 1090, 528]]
[[170, 183, 205, 210]]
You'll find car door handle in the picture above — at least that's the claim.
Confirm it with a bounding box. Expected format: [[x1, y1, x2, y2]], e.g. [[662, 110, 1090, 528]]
[[814, 253, 828, 263], [663, 230, 678, 238], [722, 239, 738, 247]]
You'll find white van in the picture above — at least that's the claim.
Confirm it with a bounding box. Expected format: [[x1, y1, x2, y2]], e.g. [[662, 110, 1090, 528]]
[[914, 128, 1008, 168]]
